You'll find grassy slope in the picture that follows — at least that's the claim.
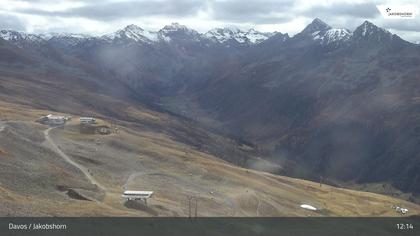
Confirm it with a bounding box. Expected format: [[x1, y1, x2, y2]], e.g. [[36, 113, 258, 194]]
[[1, 104, 420, 216]]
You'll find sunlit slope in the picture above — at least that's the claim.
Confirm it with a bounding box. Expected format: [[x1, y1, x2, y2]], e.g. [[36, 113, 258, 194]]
[[1, 108, 419, 216]]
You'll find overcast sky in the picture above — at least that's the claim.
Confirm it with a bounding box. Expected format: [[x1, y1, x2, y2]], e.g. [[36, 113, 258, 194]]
[[1, 0, 419, 42]]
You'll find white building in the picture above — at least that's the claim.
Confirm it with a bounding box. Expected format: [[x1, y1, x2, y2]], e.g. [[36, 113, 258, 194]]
[[38, 114, 69, 125], [122, 191, 153, 204], [80, 117, 96, 124]]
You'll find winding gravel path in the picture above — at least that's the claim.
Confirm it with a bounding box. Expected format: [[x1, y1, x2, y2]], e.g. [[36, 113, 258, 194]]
[[42, 126, 136, 214], [43, 127, 106, 191]]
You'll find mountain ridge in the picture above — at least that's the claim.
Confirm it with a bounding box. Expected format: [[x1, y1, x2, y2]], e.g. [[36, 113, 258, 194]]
[[2, 19, 415, 47]]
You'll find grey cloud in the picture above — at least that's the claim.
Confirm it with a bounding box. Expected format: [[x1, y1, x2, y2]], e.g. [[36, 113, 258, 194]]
[[210, 0, 295, 24], [0, 14, 26, 30], [382, 20, 420, 32], [18, 0, 206, 21], [304, 2, 379, 19]]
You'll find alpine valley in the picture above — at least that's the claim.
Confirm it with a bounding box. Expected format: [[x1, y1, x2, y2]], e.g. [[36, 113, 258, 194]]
[[1, 18, 420, 216]]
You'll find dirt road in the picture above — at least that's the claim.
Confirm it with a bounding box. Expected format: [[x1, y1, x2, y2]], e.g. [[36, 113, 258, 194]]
[[43, 127, 107, 191]]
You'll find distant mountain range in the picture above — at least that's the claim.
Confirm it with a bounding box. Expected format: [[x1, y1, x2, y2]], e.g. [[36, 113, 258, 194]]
[[1, 22, 274, 47], [3, 18, 415, 48], [1, 18, 420, 200]]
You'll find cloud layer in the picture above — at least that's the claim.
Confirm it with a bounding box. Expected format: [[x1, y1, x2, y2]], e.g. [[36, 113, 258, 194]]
[[18, 0, 205, 21]]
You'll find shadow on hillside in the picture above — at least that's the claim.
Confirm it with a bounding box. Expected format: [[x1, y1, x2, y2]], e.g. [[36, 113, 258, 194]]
[[124, 200, 158, 216]]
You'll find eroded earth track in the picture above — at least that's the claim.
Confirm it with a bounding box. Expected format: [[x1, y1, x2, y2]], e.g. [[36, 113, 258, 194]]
[[44, 127, 107, 191]]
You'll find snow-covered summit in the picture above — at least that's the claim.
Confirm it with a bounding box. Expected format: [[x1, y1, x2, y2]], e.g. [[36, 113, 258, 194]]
[[204, 27, 272, 45], [0, 30, 46, 48], [156, 23, 204, 43], [39, 32, 90, 41], [103, 24, 158, 43], [312, 28, 352, 45], [160, 23, 191, 33], [0, 30, 43, 43]]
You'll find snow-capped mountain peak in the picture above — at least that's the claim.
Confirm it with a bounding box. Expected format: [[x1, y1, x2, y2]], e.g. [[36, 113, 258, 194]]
[[204, 28, 240, 43], [103, 24, 158, 43], [157, 23, 202, 43], [0, 29, 23, 41], [297, 19, 352, 46], [39, 32, 90, 41], [301, 18, 332, 34], [204, 27, 271, 45], [355, 21, 390, 37], [160, 23, 190, 33], [352, 21, 394, 43], [311, 28, 352, 45], [0, 30, 44, 46], [245, 29, 274, 44]]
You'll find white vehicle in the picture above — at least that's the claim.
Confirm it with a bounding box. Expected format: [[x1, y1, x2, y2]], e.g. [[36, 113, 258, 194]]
[[395, 206, 409, 214]]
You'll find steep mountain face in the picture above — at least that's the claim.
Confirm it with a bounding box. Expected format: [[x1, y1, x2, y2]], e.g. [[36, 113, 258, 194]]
[[301, 18, 331, 34], [352, 21, 395, 43], [189, 19, 420, 196], [289, 18, 352, 49], [72, 24, 224, 98], [1, 19, 420, 199], [0, 33, 259, 176]]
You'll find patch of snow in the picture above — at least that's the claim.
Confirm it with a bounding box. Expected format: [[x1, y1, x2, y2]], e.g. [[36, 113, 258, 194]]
[[357, 21, 391, 39], [312, 31, 322, 40], [204, 27, 271, 45], [300, 204, 317, 211], [246, 29, 271, 44], [160, 35, 171, 42], [0, 30, 15, 41], [323, 28, 351, 43], [158, 23, 201, 42], [311, 28, 351, 45], [362, 23, 367, 36], [161, 23, 189, 33], [0, 30, 44, 44], [141, 31, 158, 42], [39, 33, 90, 40]]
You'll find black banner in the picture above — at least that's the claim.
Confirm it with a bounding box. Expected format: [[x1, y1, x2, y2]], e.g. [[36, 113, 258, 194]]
[[1, 217, 419, 236]]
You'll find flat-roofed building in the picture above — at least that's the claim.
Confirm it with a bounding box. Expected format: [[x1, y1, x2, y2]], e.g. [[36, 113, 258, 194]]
[[80, 117, 96, 124], [122, 190, 154, 205], [37, 114, 70, 126]]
